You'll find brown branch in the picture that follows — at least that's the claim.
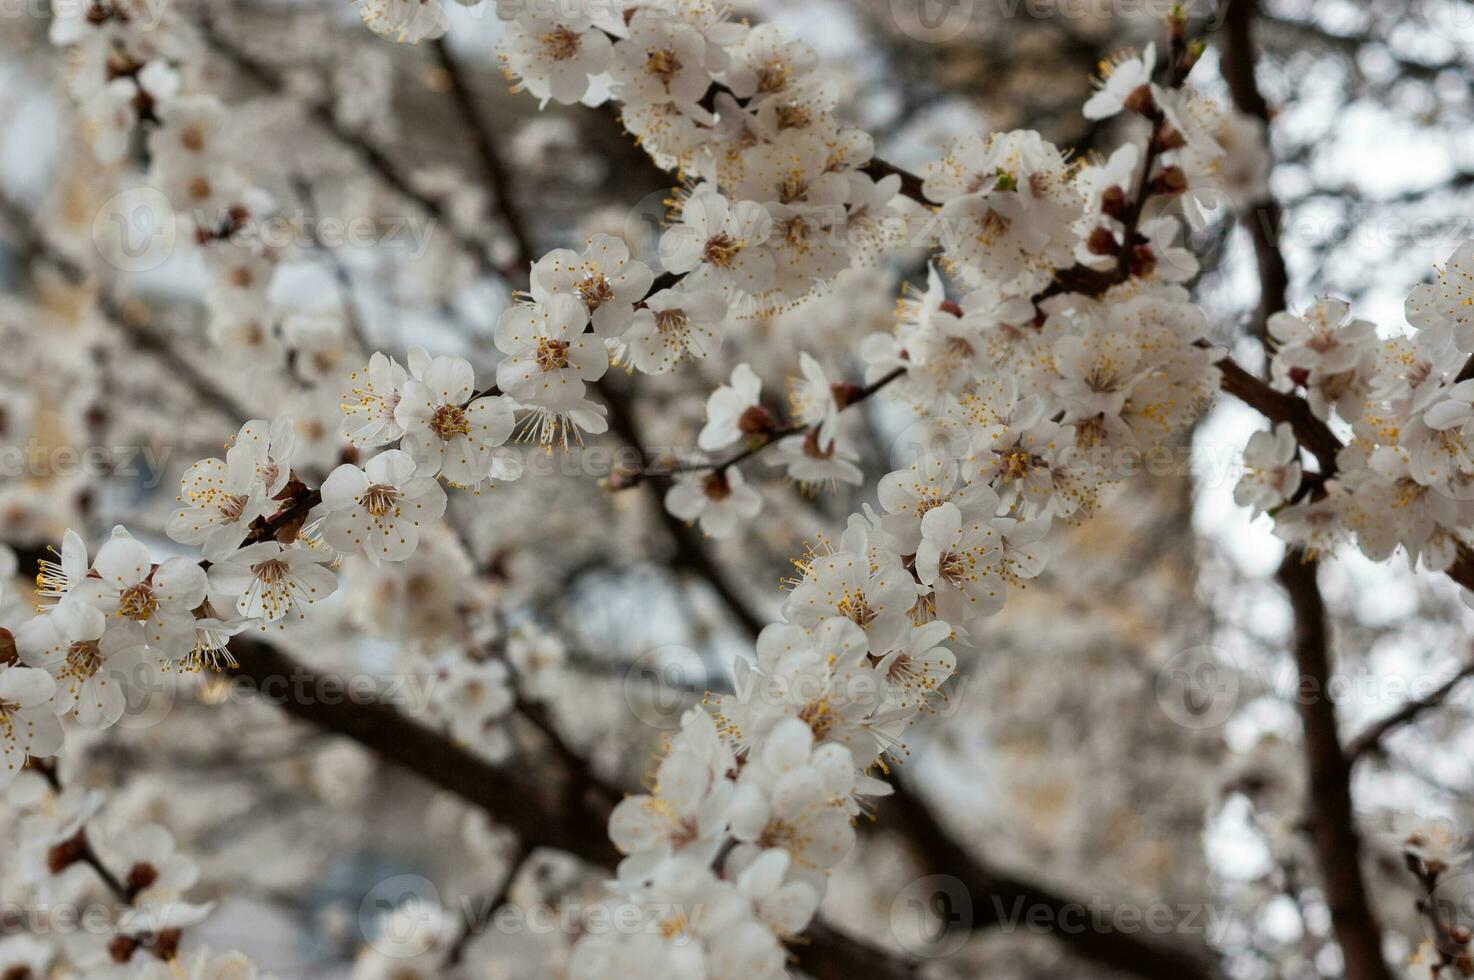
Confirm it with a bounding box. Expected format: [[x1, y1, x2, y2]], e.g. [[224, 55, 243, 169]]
[[222, 635, 918, 979], [881, 778, 1219, 980], [1344, 660, 1474, 764], [1276, 554, 1393, 980], [1220, 0, 1288, 343], [1220, 5, 1392, 975], [228, 634, 621, 866]]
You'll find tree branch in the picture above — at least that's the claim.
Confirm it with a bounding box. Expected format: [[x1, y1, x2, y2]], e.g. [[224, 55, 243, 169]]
[[882, 778, 1219, 980], [1344, 659, 1474, 765], [1275, 554, 1393, 980]]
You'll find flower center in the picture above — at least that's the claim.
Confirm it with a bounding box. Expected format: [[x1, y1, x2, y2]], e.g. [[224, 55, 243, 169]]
[[430, 404, 471, 440], [360, 484, 402, 517], [999, 448, 1035, 482], [776, 104, 811, 130], [702, 472, 732, 501], [251, 558, 289, 585], [835, 588, 878, 629], [702, 233, 742, 268], [654, 309, 688, 334], [536, 338, 572, 372], [219, 493, 247, 522], [576, 274, 615, 311], [65, 640, 104, 679], [118, 584, 158, 622], [541, 26, 581, 61], [647, 48, 682, 84], [756, 61, 789, 93]]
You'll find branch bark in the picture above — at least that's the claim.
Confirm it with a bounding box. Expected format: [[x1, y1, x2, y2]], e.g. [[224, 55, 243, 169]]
[[882, 779, 1218, 980], [1276, 555, 1394, 980]]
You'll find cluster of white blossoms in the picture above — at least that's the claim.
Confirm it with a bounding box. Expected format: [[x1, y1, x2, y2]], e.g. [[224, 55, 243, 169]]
[[37, 0, 1454, 973], [51, 0, 293, 362], [1232, 242, 1474, 580], [0, 755, 257, 974]]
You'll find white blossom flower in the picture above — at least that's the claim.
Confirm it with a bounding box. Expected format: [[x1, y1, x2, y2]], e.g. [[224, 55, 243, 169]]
[[608, 708, 736, 870], [784, 520, 916, 653], [232, 415, 297, 500], [97, 823, 199, 905], [208, 542, 338, 624], [34, 527, 91, 607], [530, 234, 655, 339], [914, 501, 1007, 624], [664, 468, 762, 539], [0, 664, 62, 787], [357, 0, 458, 44], [659, 186, 776, 296], [609, 11, 716, 116], [623, 285, 728, 374], [395, 356, 518, 488], [495, 294, 606, 397], [165, 441, 275, 562], [1407, 240, 1474, 351], [499, 16, 614, 107], [318, 450, 448, 562], [768, 431, 864, 492], [926, 131, 1084, 293], [1235, 423, 1303, 516], [343, 350, 423, 448], [698, 363, 767, 452], [73, 530, 207, 660], [873, 621, 956, 710], [422, 654, 515, 760], [727, 717, 859, 877], [16, 600, 151, 730], [1083, 43, 1155, 120]]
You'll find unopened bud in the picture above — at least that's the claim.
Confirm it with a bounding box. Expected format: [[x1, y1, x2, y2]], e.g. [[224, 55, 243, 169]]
[[1100, 185, 1129, 220], [47, 832, 87, 875], [1151, 166, 1188, 197], [152, 929, 182, 961], [737, 404, 774, 438], [1182, 38, 1207, 74], [1166, 3, 1187, 39], [938, 300, 963, 317], [1086, 227, 1120, 256], [1128, 244, 1157, 279], [0, 628, 16, 667], [108, 936, 139, 965], [1155, 124, 1187, 152], [126, 862, 159, 897]]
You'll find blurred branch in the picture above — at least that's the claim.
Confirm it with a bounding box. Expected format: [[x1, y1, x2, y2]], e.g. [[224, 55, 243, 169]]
[[1221, 8, 1393, 976], [0, 189, 251, 425], [883, 778, 1220, 980], [1344, 659, 1474, 764], [222, 635, 920, 980], [1276, 555, 1394, 980]]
